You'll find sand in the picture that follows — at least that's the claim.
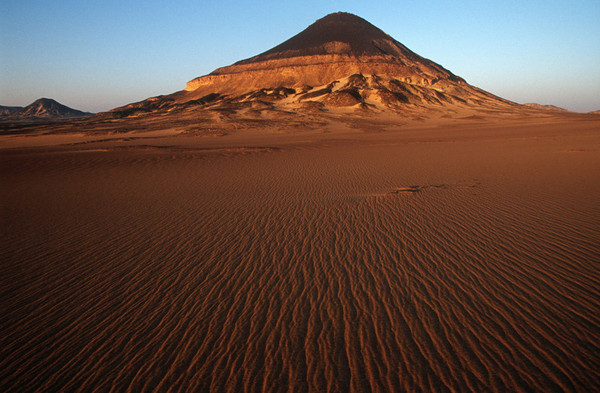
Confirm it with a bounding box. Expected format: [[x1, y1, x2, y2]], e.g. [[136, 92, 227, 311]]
[[1, 118, 599, 392]]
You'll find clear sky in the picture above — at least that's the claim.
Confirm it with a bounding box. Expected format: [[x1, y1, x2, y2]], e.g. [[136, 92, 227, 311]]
[[1, 0, 599, 113]]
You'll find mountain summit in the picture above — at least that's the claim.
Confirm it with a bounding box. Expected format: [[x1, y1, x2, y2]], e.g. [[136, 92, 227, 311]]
[[237, 12, 429, 62]]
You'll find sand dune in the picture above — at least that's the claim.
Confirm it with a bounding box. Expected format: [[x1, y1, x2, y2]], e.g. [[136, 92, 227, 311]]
[[1, 120, 599, 392]]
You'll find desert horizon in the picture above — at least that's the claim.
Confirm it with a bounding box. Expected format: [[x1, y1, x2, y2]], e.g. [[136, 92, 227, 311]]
[[1, 8, 599, 393]]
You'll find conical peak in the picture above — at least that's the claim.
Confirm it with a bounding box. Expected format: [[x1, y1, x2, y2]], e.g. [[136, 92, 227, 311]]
[[26, 98, 64, 113], [309, 12, 384, 33], [295, 12, 391, 45], [189, 12, 465, 96], [235, 12, 416, 64], [32, 98, 56, 105]]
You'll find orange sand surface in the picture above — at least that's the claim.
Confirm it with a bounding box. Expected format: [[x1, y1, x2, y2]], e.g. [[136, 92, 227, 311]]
[[1, 119, 599, 392]]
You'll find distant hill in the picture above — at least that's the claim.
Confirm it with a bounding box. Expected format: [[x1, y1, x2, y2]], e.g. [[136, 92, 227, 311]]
[[0, 98, 92, 122]]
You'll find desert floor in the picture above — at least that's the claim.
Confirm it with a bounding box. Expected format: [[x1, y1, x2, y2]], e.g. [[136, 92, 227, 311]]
[[1, 118, 599, 392]]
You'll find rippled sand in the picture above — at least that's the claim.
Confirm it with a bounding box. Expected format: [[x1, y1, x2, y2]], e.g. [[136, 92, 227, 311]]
[[1, 121, 599, 392]]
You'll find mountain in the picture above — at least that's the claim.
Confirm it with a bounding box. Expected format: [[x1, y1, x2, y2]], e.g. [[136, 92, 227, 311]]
[[105, 12, 518, 123], [180, 12, 510, 107], [97, 12, 583, 131], [1, 98, 92, 122]]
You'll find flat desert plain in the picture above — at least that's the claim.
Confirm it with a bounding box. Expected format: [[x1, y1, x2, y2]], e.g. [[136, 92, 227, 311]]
[[1, 117, 599, 392]]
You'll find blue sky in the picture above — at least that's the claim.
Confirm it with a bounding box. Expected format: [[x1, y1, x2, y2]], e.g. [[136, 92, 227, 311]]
[[1, 0, 599, 112]]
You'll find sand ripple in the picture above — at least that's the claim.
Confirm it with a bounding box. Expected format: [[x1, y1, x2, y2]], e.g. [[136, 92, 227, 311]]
[[1, 136, 599, 392]]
